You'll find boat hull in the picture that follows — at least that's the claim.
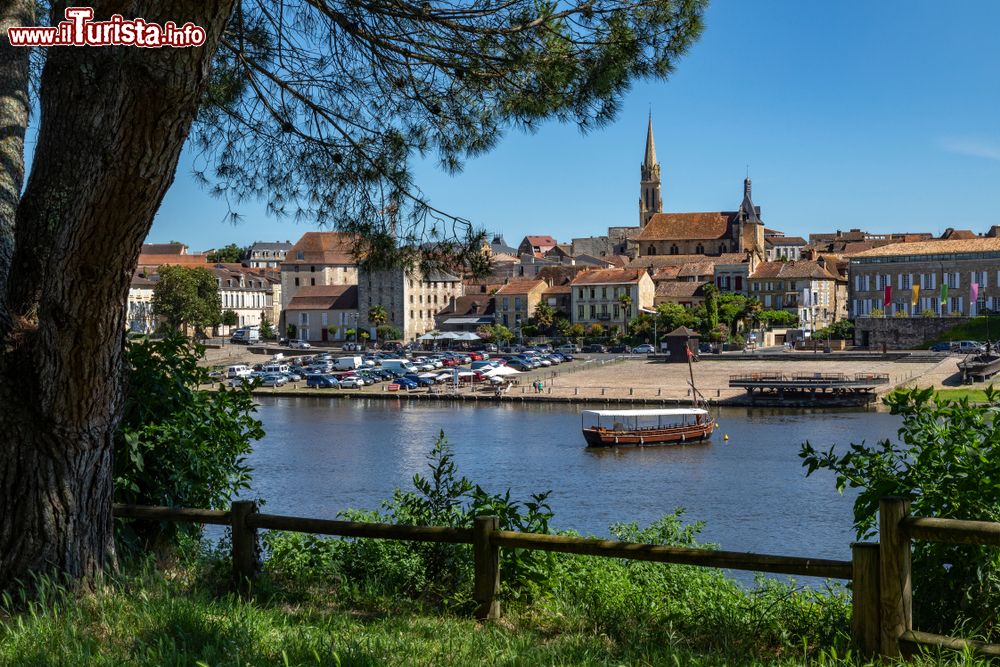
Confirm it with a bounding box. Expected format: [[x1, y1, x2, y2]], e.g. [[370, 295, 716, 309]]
[[583, 421, 715, 447], [959, 355, 1000, 383]]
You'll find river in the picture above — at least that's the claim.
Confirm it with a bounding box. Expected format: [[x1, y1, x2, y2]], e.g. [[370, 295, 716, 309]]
[[240, 397, 902, 563]]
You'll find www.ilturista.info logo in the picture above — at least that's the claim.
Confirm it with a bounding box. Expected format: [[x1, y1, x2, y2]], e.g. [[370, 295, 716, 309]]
[[7, 7, 206, 48]]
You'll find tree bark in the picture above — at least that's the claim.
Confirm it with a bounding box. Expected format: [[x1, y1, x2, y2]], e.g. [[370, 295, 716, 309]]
[[0, 0, 236, 593]]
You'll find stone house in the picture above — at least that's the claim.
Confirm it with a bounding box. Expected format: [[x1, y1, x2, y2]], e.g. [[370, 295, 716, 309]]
[[748, 260, 844, 330], [357, 264, 463, 341], [569, 268, 655, 326], [280, 232, 358, 331], [284, 285, 359, 342], [492, 278, 548, 329]]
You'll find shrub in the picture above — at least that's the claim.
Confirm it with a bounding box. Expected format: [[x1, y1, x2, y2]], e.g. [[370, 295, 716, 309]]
[[893, 309, 909, 318], [115, 334, 263, 555], [800, 387, 1000, 638], [870, 308, 884, 318], [921, 309, 936, 317]]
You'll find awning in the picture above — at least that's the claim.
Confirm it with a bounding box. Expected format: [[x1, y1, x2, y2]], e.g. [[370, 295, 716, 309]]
[[444, 317, 493, 325]]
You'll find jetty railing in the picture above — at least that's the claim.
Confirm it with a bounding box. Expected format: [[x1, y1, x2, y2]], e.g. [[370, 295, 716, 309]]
[[113, 497, 1000, 659]]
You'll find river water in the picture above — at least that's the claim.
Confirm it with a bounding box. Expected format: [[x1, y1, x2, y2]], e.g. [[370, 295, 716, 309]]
[[241, 397, 902, 563]]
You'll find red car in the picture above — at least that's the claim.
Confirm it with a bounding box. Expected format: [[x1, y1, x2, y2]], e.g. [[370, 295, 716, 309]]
[[439, 357, 457, 367], [468, 351, 484, 361]]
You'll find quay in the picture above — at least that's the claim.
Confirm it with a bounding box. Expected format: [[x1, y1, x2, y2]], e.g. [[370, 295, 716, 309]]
[[729, 372, 890, 406]]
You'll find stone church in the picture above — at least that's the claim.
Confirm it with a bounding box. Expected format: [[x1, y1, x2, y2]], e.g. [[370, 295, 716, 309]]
[[631, 115, 766, 260]]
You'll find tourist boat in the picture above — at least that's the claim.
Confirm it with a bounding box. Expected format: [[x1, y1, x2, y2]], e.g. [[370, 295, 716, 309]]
[[958, 343, 1000, 384], [581, 408, 714, 447]]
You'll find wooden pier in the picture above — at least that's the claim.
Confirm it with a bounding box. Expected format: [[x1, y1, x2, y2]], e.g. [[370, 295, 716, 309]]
[[729, 372, 890, 406]]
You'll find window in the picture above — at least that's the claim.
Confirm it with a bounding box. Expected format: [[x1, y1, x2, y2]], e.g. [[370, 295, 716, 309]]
[[578, 304, 584, 319], [296, 251, 304, 260], [294, 277, 300, 286], [299, 313, 309, 325], [578, 288, 584, 298], [514, 297, 522, 310], [502, 297, 509, 310], [590, 288, 595, 299], [647, 245, 656, 256], [735, 276, 743, 291], [719, 244, 726, 254], [670, 244, 679, 255], [310, 278, 316, 286], [321, 313, 328, 326], [601, 303, 608, 315], [696, 244, 704, 254], [613, 304, 619, 318], [310, 265, 315, 272], [601, 287, 607, 299], [589, 305, 596, 318]]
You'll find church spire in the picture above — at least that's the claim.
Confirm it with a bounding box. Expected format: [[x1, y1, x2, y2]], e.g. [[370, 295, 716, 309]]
[[639, 112, 662, 227], [643, 112, 657, 168]]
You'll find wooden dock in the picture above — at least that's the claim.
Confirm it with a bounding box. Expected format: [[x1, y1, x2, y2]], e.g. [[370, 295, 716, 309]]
[[729, 372, 890, 406]]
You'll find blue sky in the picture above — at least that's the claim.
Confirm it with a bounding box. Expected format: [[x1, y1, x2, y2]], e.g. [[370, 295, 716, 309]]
[[148, 1, 1000, 250]]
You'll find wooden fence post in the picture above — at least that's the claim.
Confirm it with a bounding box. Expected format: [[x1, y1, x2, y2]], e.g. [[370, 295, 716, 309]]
[[879, 497, 912, 657], [231, 500, 259, 596], [473, 515, 500, 620], [851, 542, 881, 658]]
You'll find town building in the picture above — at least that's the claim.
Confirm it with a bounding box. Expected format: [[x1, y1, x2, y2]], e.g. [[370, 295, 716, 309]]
[[126, 273, 157, 333], [569, 268, 655, 326], [654, 281, 708, 309], [434, 295, 495, 332], [357, 264, 463, 341], [848, 235, 1000, 317], [279, 232, 358, 331], [247, 241, 293, 269], [765, 233, 807, 261], [748, 260, 844, 330], [284, 285, 359, 342], [517, 235, 559, 257], [213, 264, 281, 330], [541, 283, 572, 316], [136, 242, 210, 272], [492, 278, 547, 329]]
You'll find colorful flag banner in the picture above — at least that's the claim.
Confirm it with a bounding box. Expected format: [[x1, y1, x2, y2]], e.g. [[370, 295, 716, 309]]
[[940, 282, 948, 306], [911, 284, 919, 308], [883, 285, 892, 307], [971, 282, 980, 305]]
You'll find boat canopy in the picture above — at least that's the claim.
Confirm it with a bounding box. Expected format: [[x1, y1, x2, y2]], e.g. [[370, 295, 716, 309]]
[[581, 408, 707, 419]]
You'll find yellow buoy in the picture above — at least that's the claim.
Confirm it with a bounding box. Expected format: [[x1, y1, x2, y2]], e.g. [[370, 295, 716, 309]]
[[724, 434, 729, 441]]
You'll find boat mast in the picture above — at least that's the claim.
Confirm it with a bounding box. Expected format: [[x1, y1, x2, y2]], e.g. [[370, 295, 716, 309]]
[[686, 334, 699, 410]]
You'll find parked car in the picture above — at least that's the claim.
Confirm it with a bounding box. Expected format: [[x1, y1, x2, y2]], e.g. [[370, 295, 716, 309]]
[[607, 345, 629, 353], [952, 340, 985, 354], [288, 339, 311, 349], [507, 359, 532, 371], [581, 344, 607, 353], [306, 374, 340, 388], [929, 342, 952, 352], [632, 344, 655, 354], [403, 373, 435, 387], [556, 344, 580, 354], [339, 376, 366, 389], [393, 377, 418, 390], [259, 373, 288, 387]]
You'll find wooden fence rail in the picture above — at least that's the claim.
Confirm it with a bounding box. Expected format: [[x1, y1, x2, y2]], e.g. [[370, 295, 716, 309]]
[[112, 497, 1000, 659]]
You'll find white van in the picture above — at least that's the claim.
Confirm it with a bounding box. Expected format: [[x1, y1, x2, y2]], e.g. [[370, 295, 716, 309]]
[[557, 344, 579, 354], [226, 364, 253, 379], [334, 356, 363, 370], [230, 327, 260, 344], [380, 359, 418, 375], [262, 363, 290, 375]]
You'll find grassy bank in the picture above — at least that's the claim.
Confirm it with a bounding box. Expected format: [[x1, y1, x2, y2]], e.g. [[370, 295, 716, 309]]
[[933, 388, 993, 402], [922, 316, 1000, 347], [0, 564, 986, 667]]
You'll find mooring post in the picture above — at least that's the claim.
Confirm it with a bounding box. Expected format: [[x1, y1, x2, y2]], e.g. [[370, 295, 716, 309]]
[[879, 497, 912, 657], [851, 542, 881, 658], [231, 500, 259, 596], [473, 516, 500, 620]]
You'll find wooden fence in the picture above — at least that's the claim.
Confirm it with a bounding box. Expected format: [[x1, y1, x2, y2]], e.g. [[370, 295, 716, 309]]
[[113, 496, 1000, 659]]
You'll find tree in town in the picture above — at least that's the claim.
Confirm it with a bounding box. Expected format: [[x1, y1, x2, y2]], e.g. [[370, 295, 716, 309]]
[[656, 302, 696, 333], [555, 317, 572, 339], [286, 324, 298, 339], [568, 323, 587, 343], [759, 309, 798, 328], [221, 309, 239, 328], [0, 0, 706, 593], [588, 323, 605, 339], [377, 325, 402, 342], [206, 243, 245, 264], [702, 284, 720, 339], [151, 266, 222, 334], [813, 319, 854, 341], [531, 303, 555, 335], [259, 313, 276, 339], [618, 293, 633, 338], [368, 304, 388, 343]]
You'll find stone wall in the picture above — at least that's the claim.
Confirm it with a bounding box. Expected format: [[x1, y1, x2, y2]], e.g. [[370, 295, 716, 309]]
[[854, 316, 973, 349]]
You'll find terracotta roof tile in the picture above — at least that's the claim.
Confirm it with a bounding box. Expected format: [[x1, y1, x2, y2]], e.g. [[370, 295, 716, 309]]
[[543, 284, 571, 295], [634, 212, 732, 241], [654, 281, 708, 298], [136, 253, 210, 268], [495, 279, 546, 295], [851, 237, 1000, 258], [141, 243, 187, 255], [651, 266, 682, 281], [285, 284, 358, 310], [750, 261, 839, 281], [284, 232, 357, 266], [570, 268, 645, 285]]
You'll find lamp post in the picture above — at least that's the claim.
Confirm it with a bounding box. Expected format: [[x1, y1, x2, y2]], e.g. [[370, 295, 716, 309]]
[[515, 316, 523, 349]]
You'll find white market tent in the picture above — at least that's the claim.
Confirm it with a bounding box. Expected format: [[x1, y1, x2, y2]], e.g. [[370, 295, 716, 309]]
[[484, 365, 520, 377]]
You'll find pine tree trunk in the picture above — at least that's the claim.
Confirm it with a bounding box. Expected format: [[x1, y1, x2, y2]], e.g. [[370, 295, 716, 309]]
[[0, 1, 235, 594]]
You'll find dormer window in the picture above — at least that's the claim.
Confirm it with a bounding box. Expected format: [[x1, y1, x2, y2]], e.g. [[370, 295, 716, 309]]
[[296, 251, 304, 260], [670, 244, 679, 255]]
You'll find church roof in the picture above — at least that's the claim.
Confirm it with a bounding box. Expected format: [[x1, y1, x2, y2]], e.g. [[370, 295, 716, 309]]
[[634, 212, 733, 241]]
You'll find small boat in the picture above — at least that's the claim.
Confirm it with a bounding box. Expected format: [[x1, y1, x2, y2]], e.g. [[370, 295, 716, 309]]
[[958, 342, 1000, 384], [581, 408, 714, 447]]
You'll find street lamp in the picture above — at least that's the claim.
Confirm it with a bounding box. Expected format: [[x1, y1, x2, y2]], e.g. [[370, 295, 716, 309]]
[[515, 316, 523, 349]]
